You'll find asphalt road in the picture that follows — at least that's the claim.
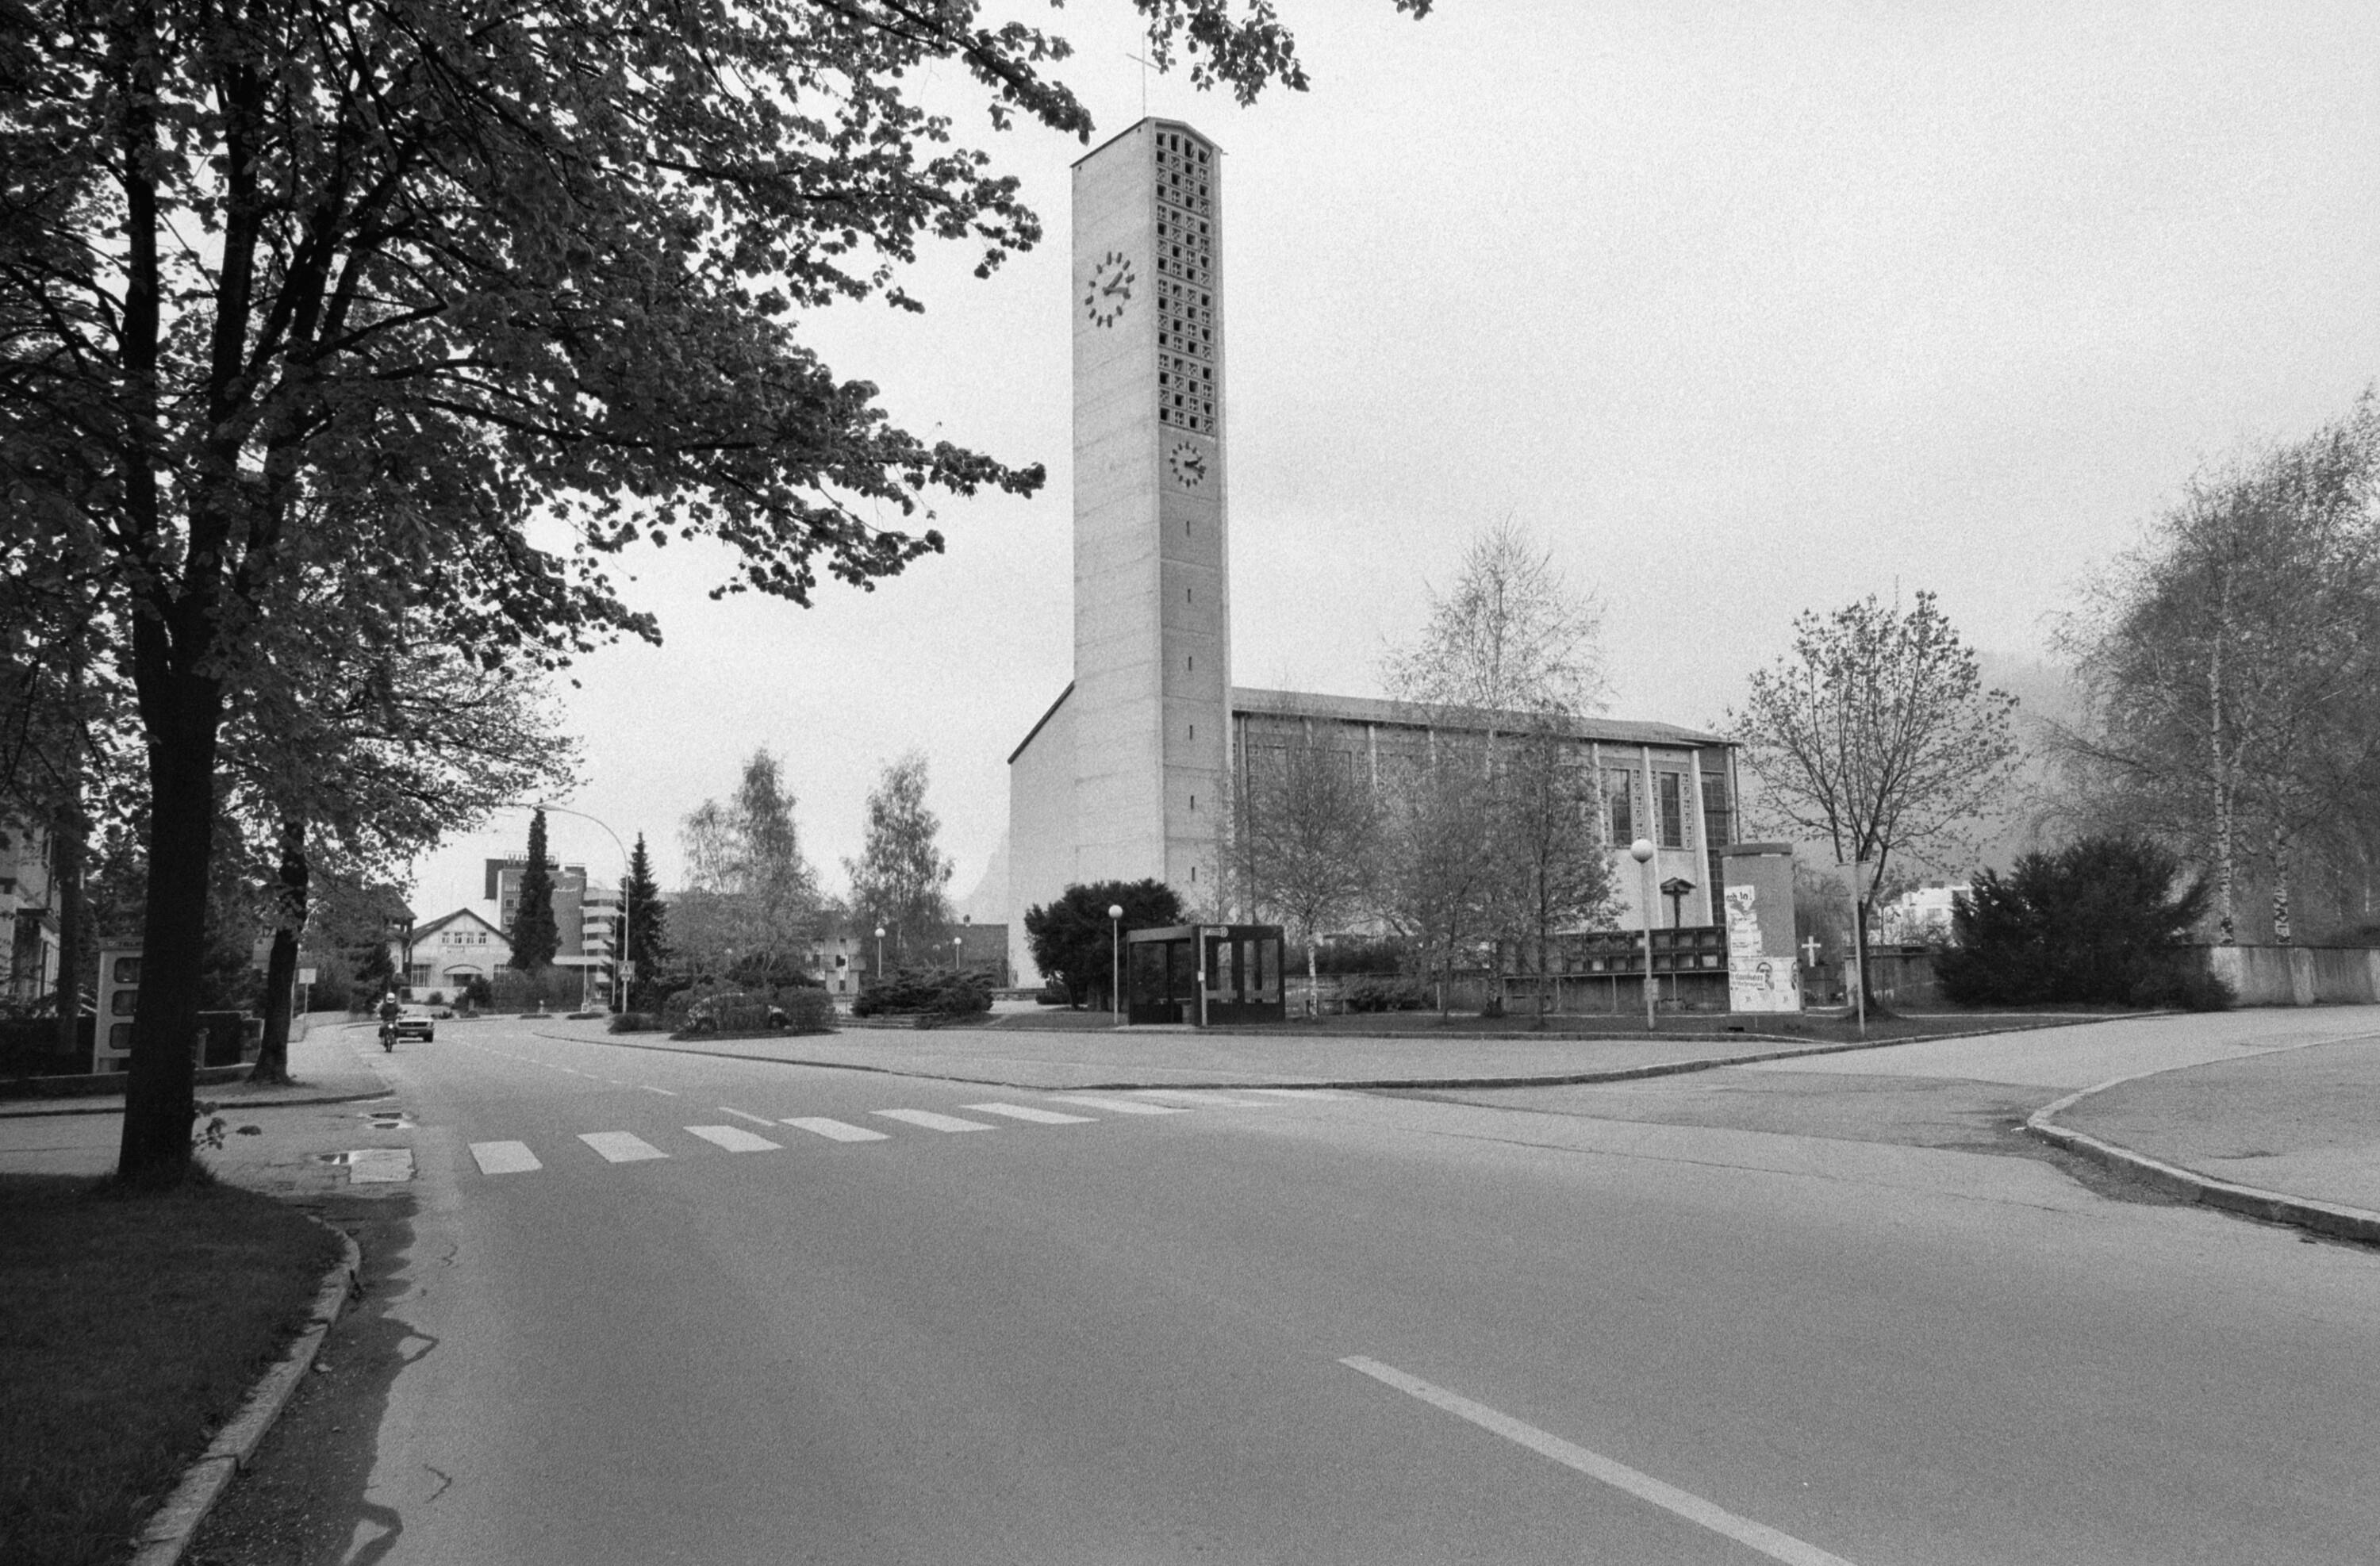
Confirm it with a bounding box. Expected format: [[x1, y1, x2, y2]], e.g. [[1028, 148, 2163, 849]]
[[190, 1016, 2380, 1565]]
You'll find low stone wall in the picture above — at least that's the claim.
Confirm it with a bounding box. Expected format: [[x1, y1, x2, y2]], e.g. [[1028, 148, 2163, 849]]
[[2204, 945, 2380, 1007]]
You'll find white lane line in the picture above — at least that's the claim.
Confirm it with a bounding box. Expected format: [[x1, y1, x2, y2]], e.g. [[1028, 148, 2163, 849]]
[[718, 1107, 779, 1127], [639, 1086, 680, 1096], [470, 1140, 542, 1175], [1046, 1094, 1188, 1115], [1247, 1088, 1346, 1100], [963, 1102, 1096, 1125], [1340, 1358, 1858, 1566], [1133, 1088, 1277, 1107], [579, 1131, 669, 1163], [685, 1125, 782, 1153], [873, 1108, 996, 1134], [782, 1117, 890, 1143]]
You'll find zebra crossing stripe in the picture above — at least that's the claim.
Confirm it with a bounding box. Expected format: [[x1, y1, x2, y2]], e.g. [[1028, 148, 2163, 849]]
[[579, 1131, 668, 1163], [963, 1102, 1096, 1125], [1046, 1094, 1187, 1115], [782, 1117, 889, 1142], [873, 1108, 996, 1133], [685, 1125, 781, 1153], [470, 1140, 540, 1175]]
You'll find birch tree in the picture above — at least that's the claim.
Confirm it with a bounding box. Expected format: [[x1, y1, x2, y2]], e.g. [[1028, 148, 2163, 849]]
[[2051, 394, 2380, 942], [845, 753, 955, 967]]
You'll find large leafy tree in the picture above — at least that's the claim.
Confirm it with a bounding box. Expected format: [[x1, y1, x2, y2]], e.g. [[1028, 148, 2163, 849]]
[[2050, 394, 2380, 944], [678, 750, 816, 983], [1024, 879, 1181, 1008], [844, 752, 954, 966], [2, 0, 1422, 1178], [1725, 591, 2020, 1009]]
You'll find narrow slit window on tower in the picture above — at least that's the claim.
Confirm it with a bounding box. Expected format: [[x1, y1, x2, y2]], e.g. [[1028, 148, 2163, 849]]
[[1187, 654, 1194, 671]]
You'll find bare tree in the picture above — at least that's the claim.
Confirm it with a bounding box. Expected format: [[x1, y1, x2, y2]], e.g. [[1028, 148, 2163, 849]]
[[1381, 517, 1610, 720], [1373, 739, 1495, 1017], [1726, 591, 2020, 1008], [1238, 726, 1381, 1015], [2049, 393, 2380, 943], [1484, 733, 1616, 1021], [1383, 518, 1613, 1010]]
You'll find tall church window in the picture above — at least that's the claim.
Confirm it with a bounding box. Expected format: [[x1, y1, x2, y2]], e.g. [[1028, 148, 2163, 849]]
[[1656, 772, 1685, 848], [1602, 769, 1635, 845]]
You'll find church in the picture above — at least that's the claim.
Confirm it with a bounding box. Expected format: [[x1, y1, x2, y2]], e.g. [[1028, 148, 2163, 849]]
[[1002, 120, 1752, 990]]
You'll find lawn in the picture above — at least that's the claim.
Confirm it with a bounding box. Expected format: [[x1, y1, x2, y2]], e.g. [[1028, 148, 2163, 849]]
[[0, 1174, 341, 1566]]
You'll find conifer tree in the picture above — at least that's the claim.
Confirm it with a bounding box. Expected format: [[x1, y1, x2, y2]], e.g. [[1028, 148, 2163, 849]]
[[624, 833, 670, 1007], [509, 810, 561, 972]]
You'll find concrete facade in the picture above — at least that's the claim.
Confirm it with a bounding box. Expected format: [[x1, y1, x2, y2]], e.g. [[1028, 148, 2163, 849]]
[[1069, 120, 1230, 900]]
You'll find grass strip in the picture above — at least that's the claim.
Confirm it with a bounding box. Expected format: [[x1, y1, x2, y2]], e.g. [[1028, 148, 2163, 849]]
[[0, 1173, 341, 1566]]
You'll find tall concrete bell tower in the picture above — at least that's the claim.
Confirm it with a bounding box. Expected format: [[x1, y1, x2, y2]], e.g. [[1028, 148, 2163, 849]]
[[1068, 119, 1230, 900]]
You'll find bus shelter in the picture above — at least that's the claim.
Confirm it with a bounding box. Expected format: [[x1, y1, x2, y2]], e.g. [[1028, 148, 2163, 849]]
[[1123, 924, 1287, 1026]]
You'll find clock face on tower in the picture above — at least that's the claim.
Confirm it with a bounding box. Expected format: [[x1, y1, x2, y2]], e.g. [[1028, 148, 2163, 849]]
[[1083, 249, 1135, 328], [1167, 439, 1210, 490]]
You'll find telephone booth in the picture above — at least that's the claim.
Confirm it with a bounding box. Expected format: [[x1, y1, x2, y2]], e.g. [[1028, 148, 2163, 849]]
[[1124, 924, 1287, 1026]]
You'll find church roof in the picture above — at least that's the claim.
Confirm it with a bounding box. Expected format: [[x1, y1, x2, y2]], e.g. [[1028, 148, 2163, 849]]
[[1229, 686, 1730, 749]]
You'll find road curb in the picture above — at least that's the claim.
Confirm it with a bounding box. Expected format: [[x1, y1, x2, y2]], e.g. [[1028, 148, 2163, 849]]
[[0, 1088, 393, 1119], [2023, 1040, 2380, 1248], [129, 1222, 364, 1566], [558, 1020, 2053, 1092]]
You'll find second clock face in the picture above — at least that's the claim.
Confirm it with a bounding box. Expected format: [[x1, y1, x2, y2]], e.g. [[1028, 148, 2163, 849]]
[[1168, 439, 1210, 489], [1084, 249, 1135, 328]]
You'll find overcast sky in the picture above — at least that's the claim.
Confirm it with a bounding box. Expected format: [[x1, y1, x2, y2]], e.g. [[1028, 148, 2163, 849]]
[[406, 1, 2380, 920]]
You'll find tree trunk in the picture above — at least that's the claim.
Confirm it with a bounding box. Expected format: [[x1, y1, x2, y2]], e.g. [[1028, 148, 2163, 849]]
[[117, 631, 225, 1184], [252, 819, 309, 1084], [2271, 823, 2294, 945], [2209, 603, 2237, 944], [52, 793, 85, 1057], [1305, 938, 1318, 1019]]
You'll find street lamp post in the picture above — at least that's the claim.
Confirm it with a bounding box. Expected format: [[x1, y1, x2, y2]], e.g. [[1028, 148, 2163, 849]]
[[1107, 903, 1124, 1024], [951, 935, 963, 973], [873, 926, 885, 979], [534, 803, 631, 1012], [1630, 839, 1656, 1031]]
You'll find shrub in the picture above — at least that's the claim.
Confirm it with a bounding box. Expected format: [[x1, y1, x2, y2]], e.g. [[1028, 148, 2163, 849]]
[[1937, 835, 2224, 1009], [660, 985, 835, 1035], [608, 1012, 662, 1033], [1342, 977, 1428, 1013], [1308, 935, 1412, 977], [1034, 983, 1071, 1006], [853, 967, 992, 1018]]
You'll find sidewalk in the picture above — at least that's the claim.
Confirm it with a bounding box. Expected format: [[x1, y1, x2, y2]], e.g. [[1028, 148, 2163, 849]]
[[2046, 1027, 2380, 1220], [0, 1020, 393, 1119]]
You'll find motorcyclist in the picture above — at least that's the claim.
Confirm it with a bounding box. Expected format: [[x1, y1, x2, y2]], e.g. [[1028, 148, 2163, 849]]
[[378, 992, 401, 1050]]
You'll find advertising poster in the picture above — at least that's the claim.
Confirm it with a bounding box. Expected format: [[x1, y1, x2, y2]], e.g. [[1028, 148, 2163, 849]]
[[1725, 885, 1801, 1013]]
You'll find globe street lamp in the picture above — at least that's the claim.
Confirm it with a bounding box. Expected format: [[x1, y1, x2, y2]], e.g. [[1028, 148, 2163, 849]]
[[873, 926, 885, 979], [1630, 838, 1657, 1031], [951, 934, 963, 973], [1107, 903, 1125, 1023]]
